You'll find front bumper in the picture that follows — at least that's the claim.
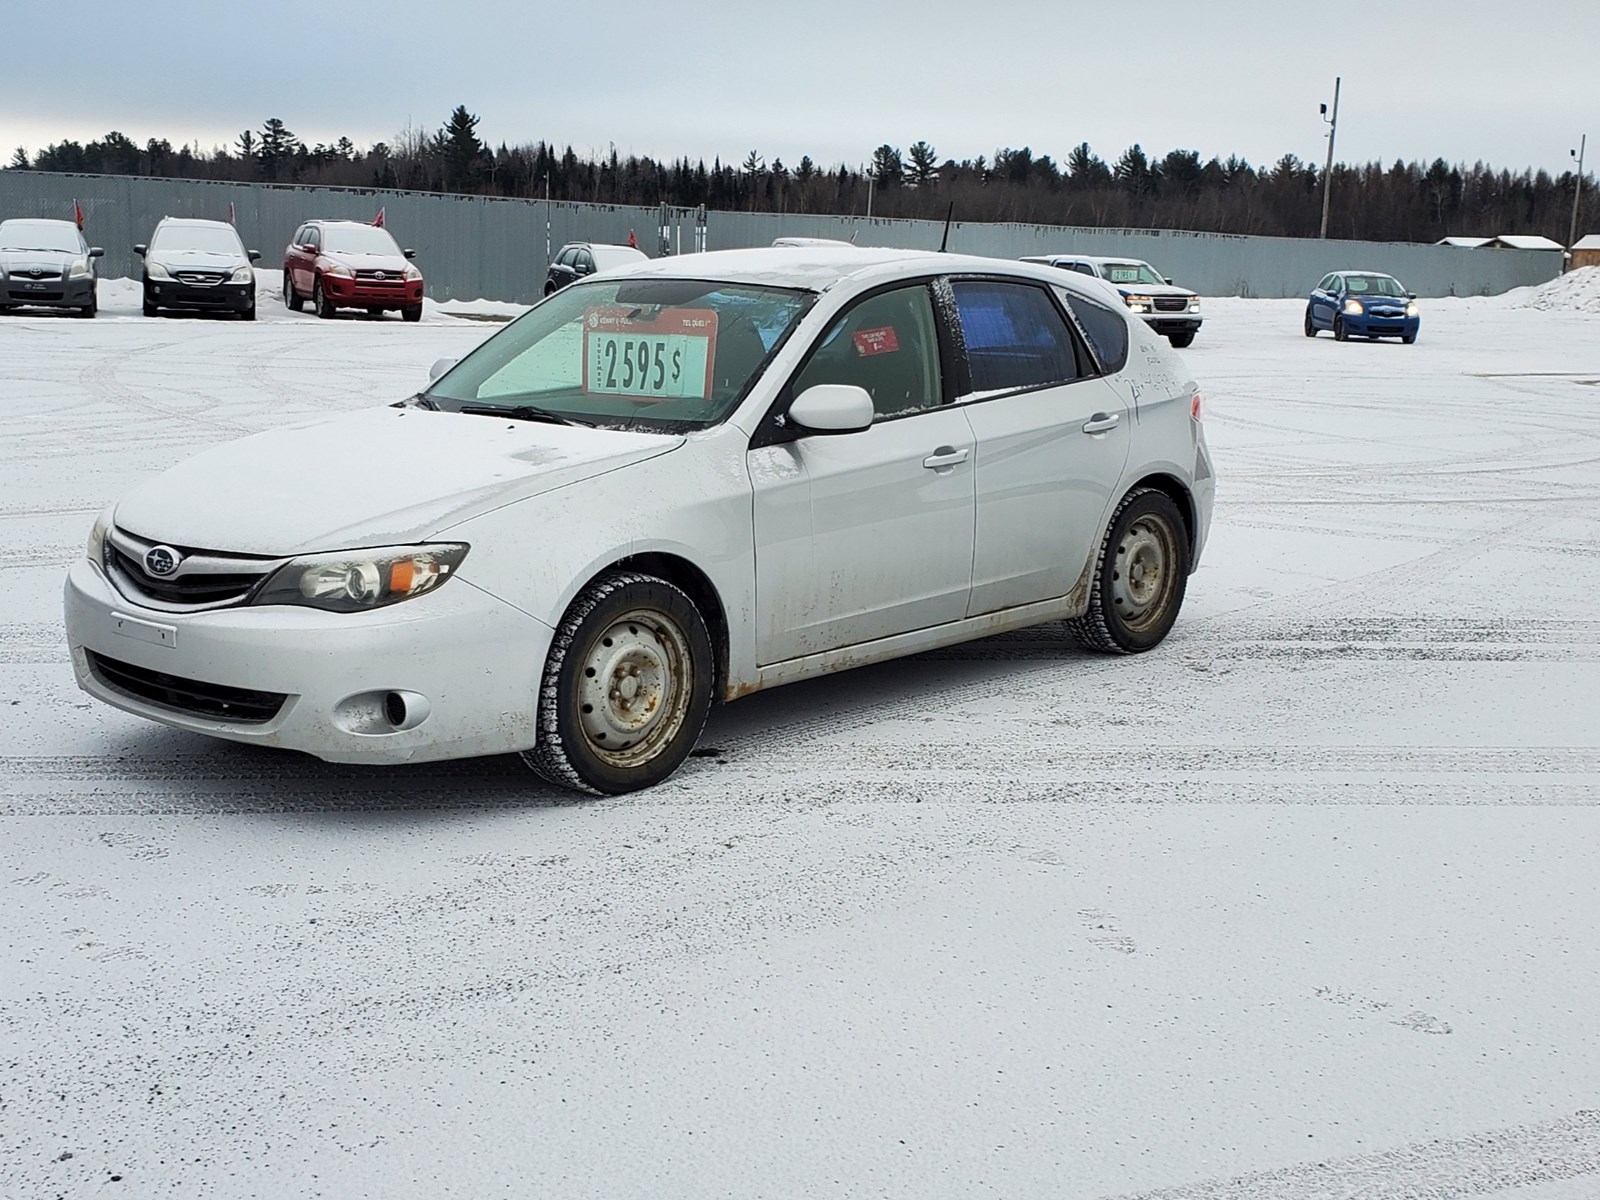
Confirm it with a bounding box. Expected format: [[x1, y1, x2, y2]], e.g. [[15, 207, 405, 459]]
[[1138, 314, 1202, 335], [1342, 310, 1419, 338], [146, 277, 255, 311], [321, 275, 424, 308], [64, 558, 554, 764], [3, 275, 95, 307]]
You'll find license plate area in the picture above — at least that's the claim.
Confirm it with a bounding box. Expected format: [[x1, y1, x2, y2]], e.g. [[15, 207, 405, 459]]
[[112, 612, 178, 649]]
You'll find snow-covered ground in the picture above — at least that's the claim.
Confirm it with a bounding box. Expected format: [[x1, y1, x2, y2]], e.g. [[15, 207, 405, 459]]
[[2, 277, 1599, 1199]]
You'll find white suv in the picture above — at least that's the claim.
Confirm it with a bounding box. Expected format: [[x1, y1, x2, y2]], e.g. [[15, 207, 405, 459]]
[[1022, 254, 1203, 348]]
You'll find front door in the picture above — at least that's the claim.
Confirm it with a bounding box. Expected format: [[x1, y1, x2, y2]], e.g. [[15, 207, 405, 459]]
[[750, 282, 976, 665]]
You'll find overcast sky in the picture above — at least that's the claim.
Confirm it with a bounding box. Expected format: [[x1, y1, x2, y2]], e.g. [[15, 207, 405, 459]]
[[3, 0, 1596, 176]]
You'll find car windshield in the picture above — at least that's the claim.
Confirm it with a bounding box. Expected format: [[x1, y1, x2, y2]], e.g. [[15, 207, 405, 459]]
[[1099, 261, 1166, 286], [591, 246, 648, 272], [427, 278, 815, 432], [322, 226, 402, 255], [151, 225, 245, 255], [1344, 274, 1407, 296], [0, 221, 82, 253]]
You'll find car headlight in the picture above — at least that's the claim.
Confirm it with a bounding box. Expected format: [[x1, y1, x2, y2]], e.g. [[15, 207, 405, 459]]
[[253, 544, 469, 613], [1187, 297, 1201, 312], [85, 507, 114, 565], [146, 262, 173, 280], [1343, 298, 1364, 315], [1124, 294, 1152, 313], [1405, 301, 1419, 317], [322, 263, 353, 278], [69, 258, 92, 279], [229, 265, 254, 283], [403, 263, 423, 281]]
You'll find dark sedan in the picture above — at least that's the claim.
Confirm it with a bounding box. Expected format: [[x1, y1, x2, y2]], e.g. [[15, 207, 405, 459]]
[[0, 218, 102, 317]]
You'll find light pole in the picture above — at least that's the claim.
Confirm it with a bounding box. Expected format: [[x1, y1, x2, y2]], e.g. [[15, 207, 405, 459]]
[[1568, 135, 1587, 271], [1319, 76, 1341, 239], [543, 171, 551, 266]]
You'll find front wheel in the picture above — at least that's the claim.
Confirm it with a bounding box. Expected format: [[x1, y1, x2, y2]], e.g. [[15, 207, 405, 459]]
[[142, 293, 158, 318], [1066, 488, 1190, 654], [523, 572, 714, 795], [1167, 331, 1195, 349], [401, 303, 422, 323], [1304, 307, 1317, 337], [1333, 314, 1349, 342], [1402, 331, 1417, 344], [313, 278, 336, 319]]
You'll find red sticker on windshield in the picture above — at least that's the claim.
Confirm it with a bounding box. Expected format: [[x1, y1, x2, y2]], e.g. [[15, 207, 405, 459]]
[[853, 326, 900, 356]]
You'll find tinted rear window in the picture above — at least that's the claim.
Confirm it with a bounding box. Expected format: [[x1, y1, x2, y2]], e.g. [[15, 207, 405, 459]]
[[1055, 286, 1129, 373]]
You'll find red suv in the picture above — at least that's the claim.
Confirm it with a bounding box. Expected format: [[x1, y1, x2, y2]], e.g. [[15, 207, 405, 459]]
[[282, 220, 424, 321]]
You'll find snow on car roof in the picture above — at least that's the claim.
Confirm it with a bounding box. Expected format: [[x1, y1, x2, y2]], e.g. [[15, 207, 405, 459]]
[[158, 217, 234, 227], [608, 245, 1058, 291], [1024, 253, 1153, 266]]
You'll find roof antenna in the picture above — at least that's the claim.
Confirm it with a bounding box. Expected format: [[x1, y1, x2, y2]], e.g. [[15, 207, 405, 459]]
[[938, 202, 955, 253]]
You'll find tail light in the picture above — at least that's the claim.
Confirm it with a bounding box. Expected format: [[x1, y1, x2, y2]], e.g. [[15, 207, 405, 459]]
[[1190, 390, 1203, 422]]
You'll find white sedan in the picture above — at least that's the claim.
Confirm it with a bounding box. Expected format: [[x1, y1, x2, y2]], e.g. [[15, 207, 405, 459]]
[[64, 247, 1215, 793]]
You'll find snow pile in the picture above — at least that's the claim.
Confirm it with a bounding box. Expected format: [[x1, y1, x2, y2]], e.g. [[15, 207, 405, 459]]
[[1511, 266, 1600, 312]]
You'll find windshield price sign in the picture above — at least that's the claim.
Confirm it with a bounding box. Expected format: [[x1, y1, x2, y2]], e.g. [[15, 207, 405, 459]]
[[582, 307, 718, 401]]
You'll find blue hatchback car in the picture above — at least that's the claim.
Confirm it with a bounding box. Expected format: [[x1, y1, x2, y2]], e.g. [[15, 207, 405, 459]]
[[1304, 270, 1420, 343]]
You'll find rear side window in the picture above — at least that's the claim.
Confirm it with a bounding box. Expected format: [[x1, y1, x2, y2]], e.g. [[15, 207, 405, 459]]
[[1055, 287, 1129, 374], [951, 280, 1080, 395]]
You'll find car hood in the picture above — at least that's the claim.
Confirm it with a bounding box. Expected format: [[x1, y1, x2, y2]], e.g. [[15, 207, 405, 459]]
[[149, 248, 249, 271], [1113, 282, 1197, 299], [0, 250, 78, 274], [112, 406, 682, 556], [321, 251, 412, 273]]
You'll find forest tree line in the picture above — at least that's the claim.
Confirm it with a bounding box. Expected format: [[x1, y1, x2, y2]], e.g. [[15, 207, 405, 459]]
[[7, 105, 1594, 245]]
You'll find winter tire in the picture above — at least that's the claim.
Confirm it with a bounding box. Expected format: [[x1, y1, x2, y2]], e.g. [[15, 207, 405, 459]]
[[142, 293, 158, 318], [284, 273, 304, 312], [1304, 307, 1317, 336], [1066, 487, 1190, 655], [1402, 332, 1417, 344], [241, 302, 256, 321], [1166, 331, 1195, 349], [1333, 315, 1349, 341], [522, 571, 714, 795], [402, 304, 423, 323], [314, 278, 336, 319]]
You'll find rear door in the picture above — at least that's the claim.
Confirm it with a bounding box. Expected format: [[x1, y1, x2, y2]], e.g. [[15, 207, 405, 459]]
[[749, 281, 976, 664], [949, 277, 1131, 615]]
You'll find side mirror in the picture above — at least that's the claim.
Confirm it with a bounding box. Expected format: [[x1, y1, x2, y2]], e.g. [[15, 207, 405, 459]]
[[248, 249, 261, 262], [88, 247, 104, 258], [428, 357, 459, 383], [1164, 277, 1174, 285], [1406, 292, 1417, 300], [787, 384, 874, 435], [133, 244, 147, 257], [403, 248, 417, 260], [299, 243, 317, 254]]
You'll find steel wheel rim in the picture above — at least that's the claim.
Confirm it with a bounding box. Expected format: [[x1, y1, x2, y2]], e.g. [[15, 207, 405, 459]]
[[1110, 514, 1178, 632], [575, 608, 694, 768]]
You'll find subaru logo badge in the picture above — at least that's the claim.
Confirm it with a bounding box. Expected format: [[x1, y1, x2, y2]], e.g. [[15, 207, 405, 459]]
[[144, 545, 182, 576]]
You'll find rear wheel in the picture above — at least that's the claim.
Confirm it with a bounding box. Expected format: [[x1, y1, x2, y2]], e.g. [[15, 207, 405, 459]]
[[283, 273, 304, 312], [1167, 331, 1195, 349], [1304, 307, 1317, 336], [522, 572, 713, 795], [1333, 315, 1349, 341], [401, 303, 423, 323], [314, 278, 336, 319], [1066, 488, 1190, 654]]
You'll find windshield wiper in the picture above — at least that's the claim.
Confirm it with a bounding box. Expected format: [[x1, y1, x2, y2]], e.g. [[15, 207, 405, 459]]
[[458, 403, 589, 427]]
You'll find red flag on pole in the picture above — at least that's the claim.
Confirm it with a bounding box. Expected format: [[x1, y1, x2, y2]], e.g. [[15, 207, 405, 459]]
[[627, 228, 638, 248], [73, 199, 85, 229], [228, 202, 236, 225], [373, 207, 386, 228]]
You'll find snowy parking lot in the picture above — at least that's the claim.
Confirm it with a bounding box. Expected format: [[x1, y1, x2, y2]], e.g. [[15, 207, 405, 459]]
[[3, 273, 1599, 1198]]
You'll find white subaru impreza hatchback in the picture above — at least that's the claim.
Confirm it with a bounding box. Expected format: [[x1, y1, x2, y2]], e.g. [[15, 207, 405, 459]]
[[65, 247, 1215, 793]]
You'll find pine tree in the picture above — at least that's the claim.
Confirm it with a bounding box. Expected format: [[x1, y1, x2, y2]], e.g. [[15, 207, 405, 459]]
[[257, 118, 299, 180], [441, 105, 484, 192], [7, 146, 28, 170], [905, 141, 938, 187], [870, 145, 903, 189]]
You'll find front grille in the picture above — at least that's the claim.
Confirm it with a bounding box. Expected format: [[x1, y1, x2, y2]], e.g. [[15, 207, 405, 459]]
[[105, 526, 282, 611], [1153, 297, 1191, 312], [11, 268, 62, 280], [88, 651, 287, 723], [354, 270, 405, 286], [175, 270, 225, 285]]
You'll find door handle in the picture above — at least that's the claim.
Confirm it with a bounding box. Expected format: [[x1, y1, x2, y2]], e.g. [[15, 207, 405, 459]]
[[1082, 413, 1121, 434], [922, 446, 970, 469]]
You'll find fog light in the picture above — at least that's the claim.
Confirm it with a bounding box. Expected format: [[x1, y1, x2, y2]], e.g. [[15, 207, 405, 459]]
[[332, 689, 432, 735]]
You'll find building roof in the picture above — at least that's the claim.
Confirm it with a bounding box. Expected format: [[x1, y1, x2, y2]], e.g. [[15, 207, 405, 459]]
[[1487, 234, 1565, 251], [1436, 236, 1492, 248], [1572, 234, 1600, 251]]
